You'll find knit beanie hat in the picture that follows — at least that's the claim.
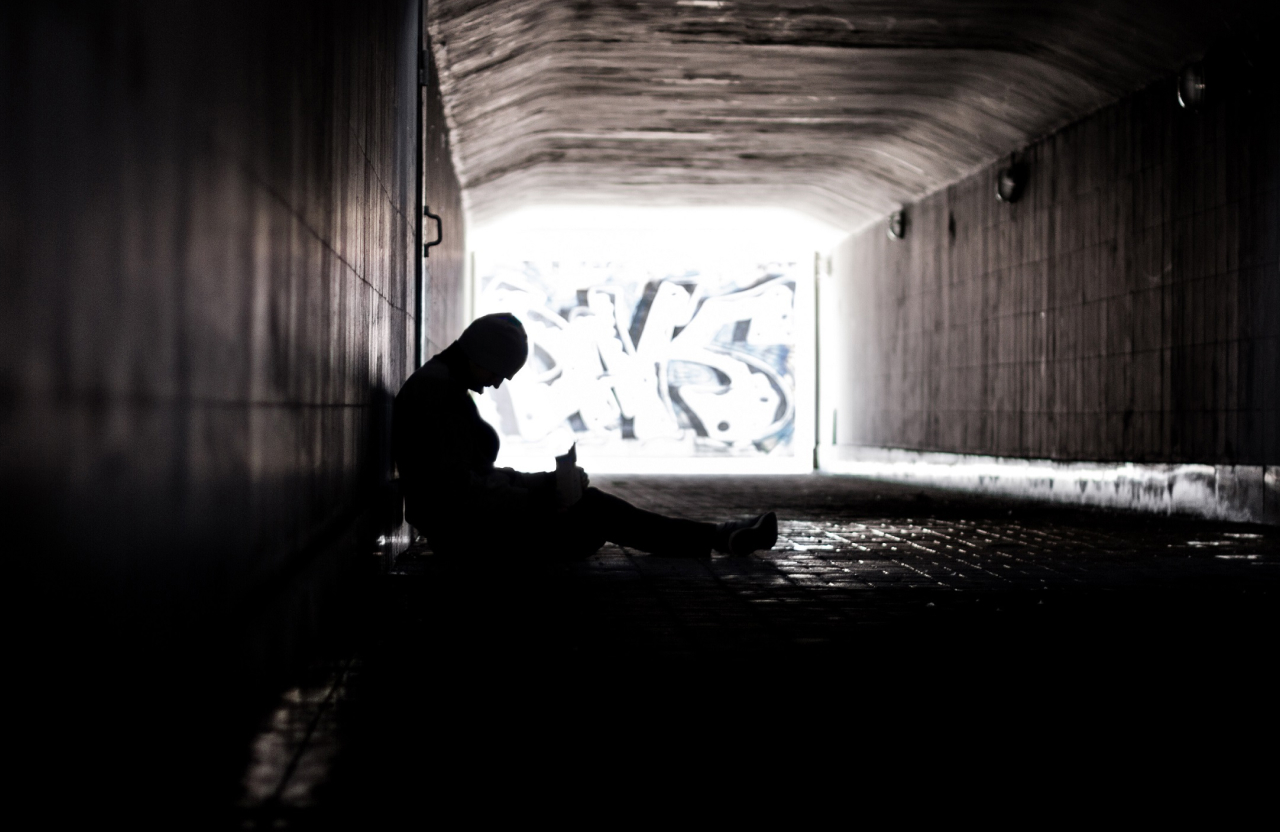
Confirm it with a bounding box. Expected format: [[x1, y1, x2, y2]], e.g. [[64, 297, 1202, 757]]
[[456, 312, 528, 378]]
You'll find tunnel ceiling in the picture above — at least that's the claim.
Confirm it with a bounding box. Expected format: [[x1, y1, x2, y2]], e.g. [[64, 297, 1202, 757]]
[[429, 0, 1252, 231]]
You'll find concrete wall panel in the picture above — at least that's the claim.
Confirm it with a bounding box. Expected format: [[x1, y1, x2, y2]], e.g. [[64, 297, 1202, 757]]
[[423, 32, 466, 357], [0, 1, 461, 698], [824, 52, 1279, 467]]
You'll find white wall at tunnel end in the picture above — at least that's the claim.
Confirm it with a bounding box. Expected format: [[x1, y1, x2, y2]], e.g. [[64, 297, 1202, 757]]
[[466, 205, 822, 474], [469, 205, 848, 260], [818, 446, 1279, 526]]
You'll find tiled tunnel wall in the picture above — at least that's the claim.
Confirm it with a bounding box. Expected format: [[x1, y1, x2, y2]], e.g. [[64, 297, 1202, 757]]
[[824, 53, 1279, 466], [0, 1, 464, 685]]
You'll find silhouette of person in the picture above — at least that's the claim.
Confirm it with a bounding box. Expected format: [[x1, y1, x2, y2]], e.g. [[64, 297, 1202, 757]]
[[393, 312, 778, 560]]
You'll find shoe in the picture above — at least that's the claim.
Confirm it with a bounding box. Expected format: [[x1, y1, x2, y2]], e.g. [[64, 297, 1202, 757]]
[[716, 512, 778, 556]]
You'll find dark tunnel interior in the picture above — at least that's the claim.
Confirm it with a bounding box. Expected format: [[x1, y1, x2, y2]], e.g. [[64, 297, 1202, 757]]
[[1, 0, 1277, 823]]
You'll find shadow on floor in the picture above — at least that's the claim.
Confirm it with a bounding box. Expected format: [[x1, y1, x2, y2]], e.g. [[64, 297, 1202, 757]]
[[233, 475, 1280, 827]]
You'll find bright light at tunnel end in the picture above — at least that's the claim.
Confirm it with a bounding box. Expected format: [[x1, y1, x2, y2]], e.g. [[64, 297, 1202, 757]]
[[468, 204, 835, 475], [470, 205, 848, 259]]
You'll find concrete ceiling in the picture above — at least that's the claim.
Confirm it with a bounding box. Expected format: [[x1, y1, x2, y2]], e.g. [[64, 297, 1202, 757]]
[[429, 0, 1254, 231]]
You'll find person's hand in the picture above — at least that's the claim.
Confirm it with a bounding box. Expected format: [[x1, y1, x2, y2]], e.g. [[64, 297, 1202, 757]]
[[555, 466, 590, 512]]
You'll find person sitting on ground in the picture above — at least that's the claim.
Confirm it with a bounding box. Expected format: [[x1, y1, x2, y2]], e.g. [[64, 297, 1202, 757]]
[[392, 312, 778, 560]]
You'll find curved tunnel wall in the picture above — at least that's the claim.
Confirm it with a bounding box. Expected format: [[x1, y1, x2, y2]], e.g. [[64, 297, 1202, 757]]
[[423, 32, 467, 359], [823, 56, 1278, 472]]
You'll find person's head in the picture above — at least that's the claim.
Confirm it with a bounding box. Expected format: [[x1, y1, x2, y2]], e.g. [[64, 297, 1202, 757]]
[[456, 312, 528, 391]]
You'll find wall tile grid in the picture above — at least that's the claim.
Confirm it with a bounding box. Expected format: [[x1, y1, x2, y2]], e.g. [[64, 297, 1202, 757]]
[[0, 2, 465, 675], [830, 63, 1278, 466]]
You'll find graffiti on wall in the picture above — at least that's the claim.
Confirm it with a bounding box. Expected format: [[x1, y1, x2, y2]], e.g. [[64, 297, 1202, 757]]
[[474, 262, 799, 457]]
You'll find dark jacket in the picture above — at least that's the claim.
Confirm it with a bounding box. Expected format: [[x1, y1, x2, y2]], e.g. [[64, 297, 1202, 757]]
[[392, 344, 552, 547]]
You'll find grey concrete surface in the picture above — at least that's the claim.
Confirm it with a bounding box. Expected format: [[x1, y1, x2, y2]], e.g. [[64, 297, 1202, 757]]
[[3, 0, 419, 652], [232, 474, 1280, 827], [422, 28, 467, 359], [4, 2, 1276, 823], [426, 0, 1266, 228], [821, 446, 1280, 524], [2, 1, 465, 815], [824, 57, 1279, 468]]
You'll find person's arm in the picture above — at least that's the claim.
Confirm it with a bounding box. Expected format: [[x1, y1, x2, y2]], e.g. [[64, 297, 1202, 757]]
[[426, 437, 537, 511], [482, 468, 556, 512], [419, 388, 554, 513], [495, 468, 554, 491]]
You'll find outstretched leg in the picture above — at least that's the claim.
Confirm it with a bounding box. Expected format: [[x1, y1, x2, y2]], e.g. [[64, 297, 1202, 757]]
[[558, 487, 716, 558]]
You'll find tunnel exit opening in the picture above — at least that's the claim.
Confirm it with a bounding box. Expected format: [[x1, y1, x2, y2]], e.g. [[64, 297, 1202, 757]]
[[467, 206, 844, 474]]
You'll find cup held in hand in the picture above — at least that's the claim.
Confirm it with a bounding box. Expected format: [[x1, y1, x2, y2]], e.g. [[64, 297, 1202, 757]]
[[555, 443, 584, 510]]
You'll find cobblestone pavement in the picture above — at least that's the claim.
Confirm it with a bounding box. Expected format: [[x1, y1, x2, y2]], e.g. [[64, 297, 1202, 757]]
[[236, 475, 1280, 828]]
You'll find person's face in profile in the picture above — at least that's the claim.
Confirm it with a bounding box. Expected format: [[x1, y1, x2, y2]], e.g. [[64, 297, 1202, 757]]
[[467, 359, 510, 391]]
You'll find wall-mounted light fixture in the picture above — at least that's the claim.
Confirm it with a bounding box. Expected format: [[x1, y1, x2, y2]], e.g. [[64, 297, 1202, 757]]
[[996, 157, 1028, 203], [887, 209, 907, 240], [1178, 61, 1206, 108]]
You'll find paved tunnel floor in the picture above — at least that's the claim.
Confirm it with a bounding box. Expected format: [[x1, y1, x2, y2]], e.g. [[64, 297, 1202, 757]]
[[234, 474, 1280, 828]]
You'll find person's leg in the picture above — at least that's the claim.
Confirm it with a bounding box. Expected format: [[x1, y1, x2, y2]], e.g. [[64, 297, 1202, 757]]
[[427, 504, 562, 559], [429, 494, 773, 561], [557, 487, 716, 558]]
